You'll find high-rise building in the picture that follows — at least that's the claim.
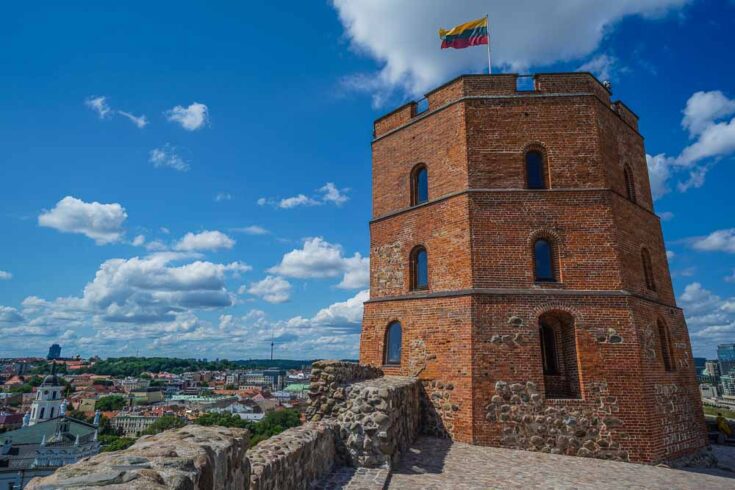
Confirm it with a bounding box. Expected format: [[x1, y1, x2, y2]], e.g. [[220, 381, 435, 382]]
[[704, 360, 721, 378], [47, 343, 61, 360], [360, 73, 706, 463], [718, 343, 735, 376]]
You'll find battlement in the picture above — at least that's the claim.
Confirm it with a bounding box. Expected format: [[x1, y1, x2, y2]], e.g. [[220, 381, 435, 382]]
[[373, 72, 638, 138]]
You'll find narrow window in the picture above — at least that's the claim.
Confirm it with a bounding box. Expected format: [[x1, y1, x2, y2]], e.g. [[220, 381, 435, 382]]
[[534, 239, 556, 282], [526, 150, 546, 189], [411, 165, 428, 205], [385, 322, 402, 365], [642, 248, 656, 291], [410, 246, 428, 290], [39, 407, 45, 419], [539, 323, 559, 375], [658, 319, 675, 371], [50, 407, 55, 419], [624, 165, 636, 203]]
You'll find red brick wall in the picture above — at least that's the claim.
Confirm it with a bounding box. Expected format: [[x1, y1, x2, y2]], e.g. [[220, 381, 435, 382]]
[[362, 73, 706, 463]]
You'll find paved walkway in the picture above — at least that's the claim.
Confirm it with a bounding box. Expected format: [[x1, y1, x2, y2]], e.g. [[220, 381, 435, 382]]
[[313, 466, 389, 490], [387, 437, 735, 489]]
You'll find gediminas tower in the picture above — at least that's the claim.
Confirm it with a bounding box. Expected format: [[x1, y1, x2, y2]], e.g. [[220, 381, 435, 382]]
[[359, 73, 707, 463]]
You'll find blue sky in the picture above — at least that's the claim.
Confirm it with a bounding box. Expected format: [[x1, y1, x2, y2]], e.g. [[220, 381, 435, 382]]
[[1, 0, 734, 360]]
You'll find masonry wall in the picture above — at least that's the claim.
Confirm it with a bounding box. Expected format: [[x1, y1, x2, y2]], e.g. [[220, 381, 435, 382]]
[[363, 72, 707, 463]]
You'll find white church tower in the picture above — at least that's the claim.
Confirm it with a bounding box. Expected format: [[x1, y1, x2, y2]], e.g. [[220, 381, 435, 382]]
[[28, 365, 64, 426]]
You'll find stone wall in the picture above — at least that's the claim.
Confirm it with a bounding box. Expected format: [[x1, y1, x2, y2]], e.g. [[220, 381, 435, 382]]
[[248, 421, 338, 490], [28, 364, 421, 489], [27, 425, 250, 490], [336, 376, 420, 467], [306, 360, 383, 422]]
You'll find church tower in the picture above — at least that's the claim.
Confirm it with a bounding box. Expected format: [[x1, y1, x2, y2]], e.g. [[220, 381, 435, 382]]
[[359, 73, 707, 463], [29, 368, 64, 426]]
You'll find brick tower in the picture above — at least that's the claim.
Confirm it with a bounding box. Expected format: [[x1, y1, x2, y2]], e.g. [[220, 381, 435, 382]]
[[359, 73, 707, 463]]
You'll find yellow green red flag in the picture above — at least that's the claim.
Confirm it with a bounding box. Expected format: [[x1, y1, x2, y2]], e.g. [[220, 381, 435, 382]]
[[439, 17, 489, 49]]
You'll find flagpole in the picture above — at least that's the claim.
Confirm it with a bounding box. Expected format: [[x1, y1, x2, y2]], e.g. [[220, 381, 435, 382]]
[[486, 15, 492, 74]]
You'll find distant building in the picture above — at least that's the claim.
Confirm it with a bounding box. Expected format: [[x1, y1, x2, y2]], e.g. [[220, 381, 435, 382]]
[[721, 374, 735, 398], [0, 373, 100, 489], [704, 360, 721, 379], [110, 414, 159, 437], [718, 344, 735, 376], [700, 384, 718, 399], [130, 388, 163, 405], [46, 344, 61, 361]]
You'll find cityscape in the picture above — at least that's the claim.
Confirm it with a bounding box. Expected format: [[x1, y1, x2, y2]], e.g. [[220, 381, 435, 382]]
[[2, 1, 735, 489]]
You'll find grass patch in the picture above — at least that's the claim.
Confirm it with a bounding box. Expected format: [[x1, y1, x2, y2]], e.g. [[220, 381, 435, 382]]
[[704, 405, 735, 419]]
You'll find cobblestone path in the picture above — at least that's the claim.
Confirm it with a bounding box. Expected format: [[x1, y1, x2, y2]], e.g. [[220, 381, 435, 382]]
[[387, 437, 735, 489], [313, 466, 389, 489]]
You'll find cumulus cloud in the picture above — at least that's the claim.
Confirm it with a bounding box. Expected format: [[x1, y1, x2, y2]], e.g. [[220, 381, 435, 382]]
[[647, 90, 735, 199], [577, 54, 618, 81], [149, 144, 190, 172], [259, 182, 350, 209], [166, 102, 209, 131], [246, 276, 292, 304], [232, 225, 269, 235], [268, 237, 369, 289], [332, 0, 689, 103], [0, 306, 24, 324], [690, 228, 735, 253], [309, 289, 369, 331], [0, 270, 12, 280], [175, 231, 235, 252], [117, 111, 148, 128], [679, 282, 735, 356], [85, 96, 111, 118], [132, 235, 146, 247], [215, 192, 232, 202], [38, 196, 127, 244]]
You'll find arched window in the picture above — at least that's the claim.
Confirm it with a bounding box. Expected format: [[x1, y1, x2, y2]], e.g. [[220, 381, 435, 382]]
[[538, 311, 580, 399], [658, 319, 675, 371], [39, 407, 45, 419], [411, 165, 428, 206], [623, 165, 636, 203], [384, 321, 402, 365], [642, 248, 656, 291], [534, 239, 556, 282], [410, 246, 428, 290], [539, 322, 559, 375], [526, 150, 546, 189], [50, 407, 55, 419]]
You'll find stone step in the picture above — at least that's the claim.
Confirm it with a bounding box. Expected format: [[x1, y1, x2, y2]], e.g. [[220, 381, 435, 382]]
[[312, 466, 390, 490]]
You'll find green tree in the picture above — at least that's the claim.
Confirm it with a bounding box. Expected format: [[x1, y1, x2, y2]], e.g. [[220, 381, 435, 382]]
[[141, 415, 186, 435], [98, 435, 136, 452], [95, 395, 127, 411]]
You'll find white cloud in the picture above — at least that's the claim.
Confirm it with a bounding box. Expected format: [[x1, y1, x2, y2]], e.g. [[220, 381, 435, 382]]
[[332, 0, 689, 102], [0, 270, 12, 280], [319, 182, 350, 206], [215, 192, 232, 202], [175, 231, 235, 252], [682, 90, 735, 137], [232, 225, 269, 235], [690, 228, 735, 253], [725, 270, 735, 283], [246, 276, 292, 304], [85, 96, 111, 119], [666, 250, 675, 260], [166, 102, 209, 131], [268, 237, 369, 289], [117, 110, 148, 128], [337, 254, 370, 289], [0, 306, 24, 324], [647, 90, 735, 199], [310, 289, 369, 329], [132, 235, 146, 247], [259, 183, 350, 209], [279, 194, 320, 209], [38, 196, 127, 245], [149, 144, 190, 172], [577, 54, 618, 81], [679, 282, 735, 356], [658, 211, 674, 221]]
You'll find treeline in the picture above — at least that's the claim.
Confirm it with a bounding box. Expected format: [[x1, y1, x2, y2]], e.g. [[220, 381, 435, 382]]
[[76, 357, 242, 376]]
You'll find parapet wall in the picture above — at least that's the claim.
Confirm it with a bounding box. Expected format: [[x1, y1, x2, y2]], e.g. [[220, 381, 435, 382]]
[[27, 425, 251, 490], [28, 362, 421, 490]]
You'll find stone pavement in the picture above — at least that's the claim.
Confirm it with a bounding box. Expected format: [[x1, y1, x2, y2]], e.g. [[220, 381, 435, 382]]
[[386, 437, 735, 489], [313, 466, 389, 489]]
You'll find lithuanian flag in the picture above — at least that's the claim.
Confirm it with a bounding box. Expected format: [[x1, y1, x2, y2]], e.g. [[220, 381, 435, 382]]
[[439, 17, 489, 49]]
